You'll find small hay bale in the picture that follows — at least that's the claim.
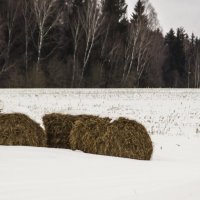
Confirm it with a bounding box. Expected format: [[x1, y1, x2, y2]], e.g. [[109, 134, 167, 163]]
[[0, 113, 46, 147], [101, 118, 153, 160], [69, 116, 111, 154], [42, 113, 95, 149]]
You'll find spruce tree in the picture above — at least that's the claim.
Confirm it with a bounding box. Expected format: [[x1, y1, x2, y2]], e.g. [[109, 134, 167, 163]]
[[164, 28, 187, 87], [175, 28, 186, 76], [102, 0, 127, 22], [164, 29, 176, 87], [191, 33, 195, 46], [165, 28, 176, 68], [131, 0, 148, 26], [73, 0, 83, 7]]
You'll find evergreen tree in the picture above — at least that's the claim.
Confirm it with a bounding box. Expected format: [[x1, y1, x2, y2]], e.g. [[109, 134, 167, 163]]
[[191, 33, 195, 46], [0, 0, 198, 88], [164, 28, 187, 87], [165, 28, 176, 69], [164, 29, 176, 87], [175, 28, 186, 76], [73, 0, 83, 7], [102, 0, 127, 22], [131, 0, 148, 26]]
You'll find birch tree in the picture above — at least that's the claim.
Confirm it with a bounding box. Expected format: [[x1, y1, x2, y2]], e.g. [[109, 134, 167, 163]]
[[79, 0, 103, 86], [0, 0, 20, 75], [22, 0, 33, 82], [122, 0, 159, 87], [67, 1, 83, 87], [32, 0, 61, 72]]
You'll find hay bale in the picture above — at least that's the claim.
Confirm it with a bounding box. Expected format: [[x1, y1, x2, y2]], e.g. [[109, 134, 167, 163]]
[[0, 113, 46, 147], [69, 116, 111, 154], [101, 118, 153, 160], [42, 113, 96, 149], [43, 113, 75, 149]]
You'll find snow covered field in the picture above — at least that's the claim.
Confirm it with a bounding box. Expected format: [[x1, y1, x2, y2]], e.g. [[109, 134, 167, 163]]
[[0, 135, 200, 200], [0, 89, 200, 136], [0, 89, 200, 200]]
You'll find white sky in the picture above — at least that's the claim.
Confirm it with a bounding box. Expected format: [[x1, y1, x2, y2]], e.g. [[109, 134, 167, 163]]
[[126, 0, 200, 37]]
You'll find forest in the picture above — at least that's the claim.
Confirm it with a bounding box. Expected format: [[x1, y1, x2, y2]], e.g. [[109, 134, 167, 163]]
[[0, 0, 199, 88]]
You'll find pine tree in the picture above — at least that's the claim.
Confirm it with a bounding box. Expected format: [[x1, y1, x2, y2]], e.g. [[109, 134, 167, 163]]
[[73, 0, 83, 7], [164, 29, 176, 87], [102, 0, 127, 22], [131, 0, 148, 26], [164, 28, 187, 87], [175, 28, 186, 76], [165, 28, 176, 66], [191, 33, 195, 46], [165, 29, 176, 48]]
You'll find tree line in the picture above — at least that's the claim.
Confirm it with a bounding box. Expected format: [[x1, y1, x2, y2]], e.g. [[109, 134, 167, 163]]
[[0, 0, 199, 88]]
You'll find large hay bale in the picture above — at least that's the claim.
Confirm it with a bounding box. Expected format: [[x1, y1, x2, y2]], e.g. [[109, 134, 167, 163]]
[[69, 116, 111, 154], [101, 118, 153, 160], [0, 113, 46, 147], [43, 113, 95, 149]]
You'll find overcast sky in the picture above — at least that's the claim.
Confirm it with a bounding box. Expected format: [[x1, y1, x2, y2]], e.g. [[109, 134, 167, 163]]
[[126, 0, 200, 36]]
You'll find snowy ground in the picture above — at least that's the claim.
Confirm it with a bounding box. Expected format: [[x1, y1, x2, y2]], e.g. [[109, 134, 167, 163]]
[[0, 135, 200, 200], [0, 89, 200, 136], [0, 89, 200, 199]]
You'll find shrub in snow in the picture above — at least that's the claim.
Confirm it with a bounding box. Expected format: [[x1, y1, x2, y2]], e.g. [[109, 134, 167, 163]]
[[69, 116, 111, 154], [43, 113, 96, 149], [102, 118, 153, 160], [0, 113, 46, 147]]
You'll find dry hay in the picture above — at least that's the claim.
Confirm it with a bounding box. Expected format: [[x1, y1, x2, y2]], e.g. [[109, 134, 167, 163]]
[[43, 113, 153, 160], [43, 113, 75, 149], [0, 113, 46, 147], [69, 116, 111, 154], [101, 118, 153, 160], [42, 113, 95, 149]]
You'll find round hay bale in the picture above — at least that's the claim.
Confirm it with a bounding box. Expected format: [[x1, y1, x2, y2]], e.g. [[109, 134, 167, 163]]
[[69, 116, 111, 154], [101, 118, 153, 160], [43, 113, 75, 149], [42, 113, 96, 149], [0, 113, 46, 147]]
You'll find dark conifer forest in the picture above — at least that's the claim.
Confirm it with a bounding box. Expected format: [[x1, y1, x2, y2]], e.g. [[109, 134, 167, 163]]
[[0, 0, 199, 88]]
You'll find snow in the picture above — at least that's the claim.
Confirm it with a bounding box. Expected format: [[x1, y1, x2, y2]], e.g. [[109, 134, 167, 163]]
[[0, 135, 200, 200], [0, 89, 200, 136], [0, 89, 200, 199]]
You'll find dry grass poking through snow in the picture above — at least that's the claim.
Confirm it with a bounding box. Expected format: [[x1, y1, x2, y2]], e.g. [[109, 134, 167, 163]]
[[0, 113, 46, 147]]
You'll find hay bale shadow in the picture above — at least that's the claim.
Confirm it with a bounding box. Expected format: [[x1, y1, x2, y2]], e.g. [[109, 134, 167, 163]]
[[0, 113, 46, 147]]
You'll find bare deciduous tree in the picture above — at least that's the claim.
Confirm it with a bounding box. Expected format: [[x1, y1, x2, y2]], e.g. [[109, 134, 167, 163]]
[[0, 0, 20, 75], [67, 1, 83, 88], [32, 0, 61, 71], [21, 0, 33, 82], [122, 0, 159, 87], [79, 0, 103, 86]]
